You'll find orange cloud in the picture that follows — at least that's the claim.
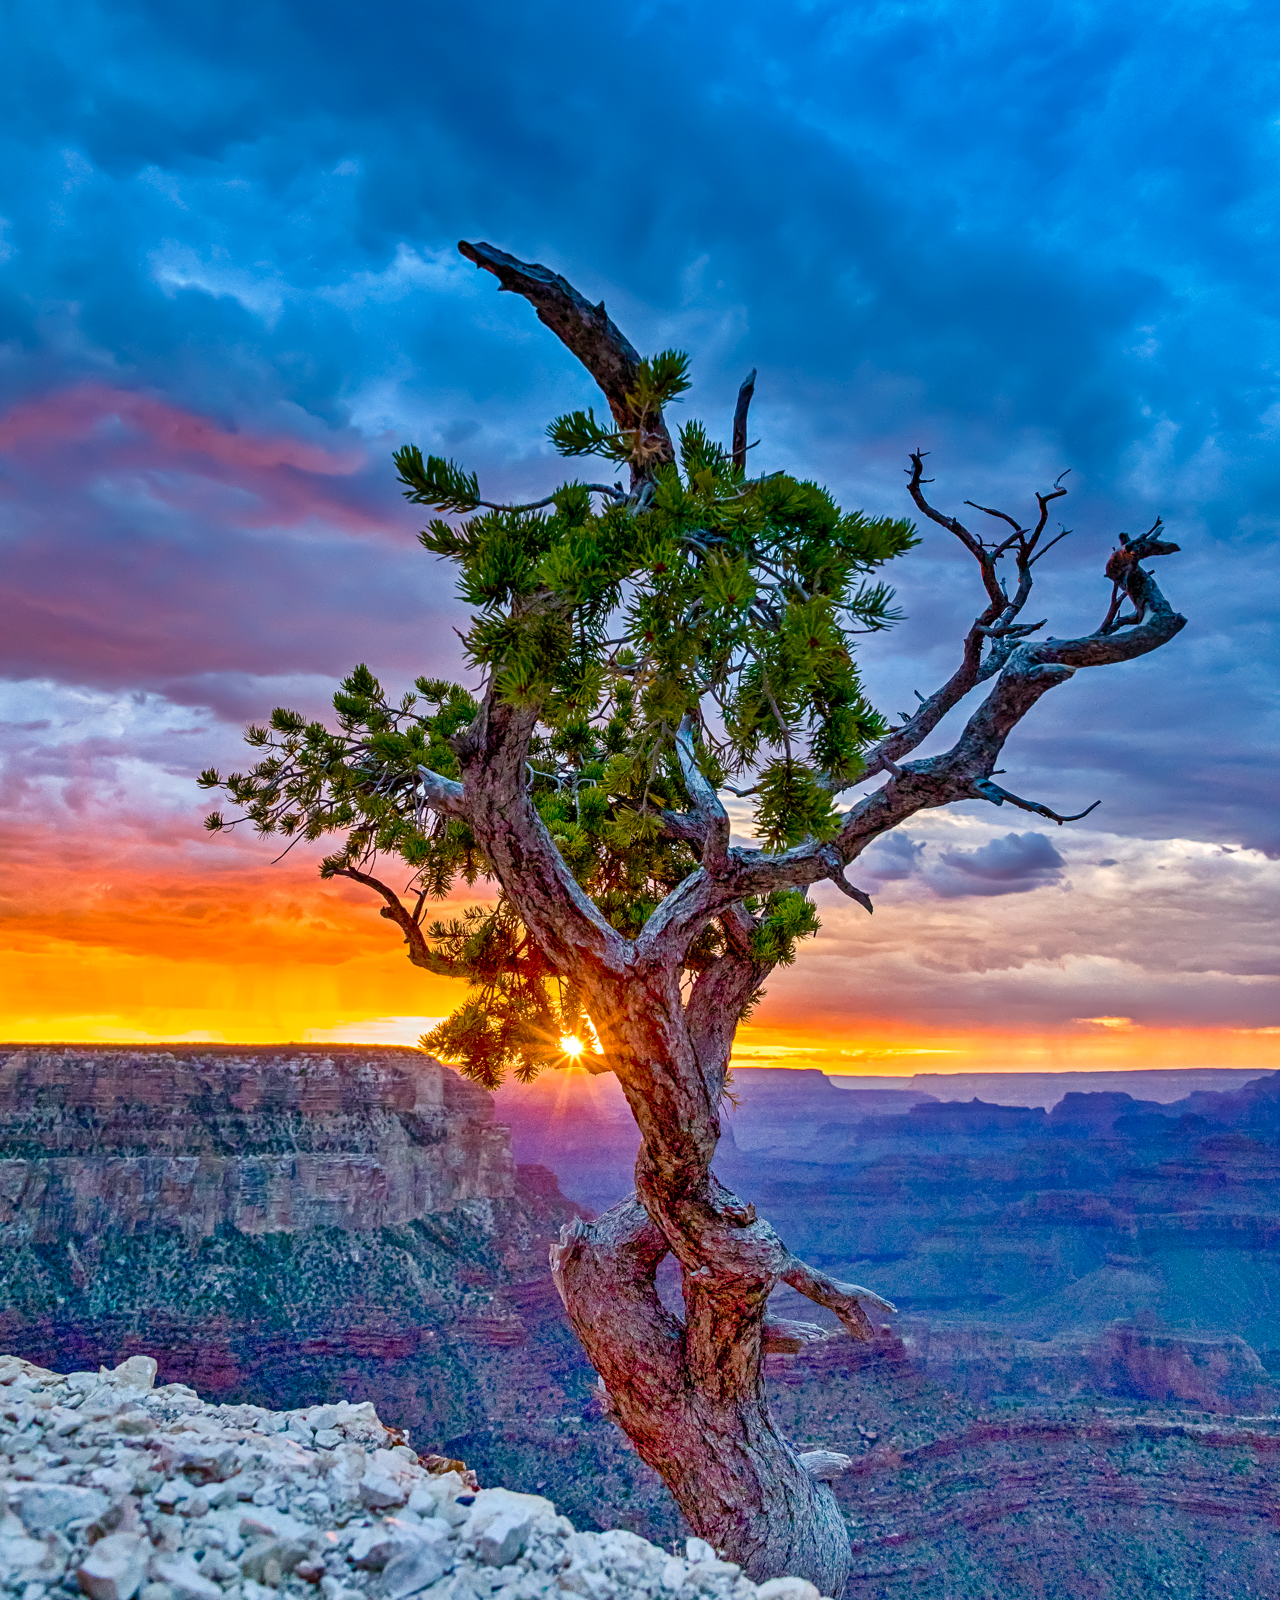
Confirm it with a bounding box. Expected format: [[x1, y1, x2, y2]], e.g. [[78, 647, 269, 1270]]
[[1, 819, 475, 1043], [730, 1020, 1280, 1076]]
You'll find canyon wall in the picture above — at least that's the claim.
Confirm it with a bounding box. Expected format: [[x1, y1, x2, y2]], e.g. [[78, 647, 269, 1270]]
[[0, 1047, 515, 1241], [3, 1048, 1279, 1595], [0, 1046, 586, 1457]]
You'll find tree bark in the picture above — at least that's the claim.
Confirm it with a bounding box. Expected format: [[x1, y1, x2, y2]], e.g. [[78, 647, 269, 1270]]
[[434, 244, 1186, 1597], [546, 958, 865, 1598], [552, 1189, 856, 1597]]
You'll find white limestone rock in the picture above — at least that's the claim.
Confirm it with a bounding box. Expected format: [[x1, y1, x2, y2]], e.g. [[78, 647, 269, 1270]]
[[12, 1481, 110, 1531], [0, 1353, 835, 1600], [77, 1531, 152, 1600], [463, 1488, 554, 1567]]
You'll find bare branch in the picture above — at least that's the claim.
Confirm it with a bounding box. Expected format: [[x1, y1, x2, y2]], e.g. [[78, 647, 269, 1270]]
[[474, 485, 625, 514], [459, 240, 674, 476], [330, 866, 464, 977], [818, 850, 873, 914], [975, 618, 1046, 639], [781, 1257, 897, 1341], [856, 466, 1175, 787], [763, 1319, 830, 1354], [635, 559, 1185, 965], [657, 808, 710, 849], [907, 451, 1004, 606], [963, 499, 1023, 535], [1029, 528, 1070, 564], [415, 765, 467, 817], [1033, 479, 1069, 523], [674, 715, 730, 871], [971, 777, 1100, 825], [798, 1452, 855, 1482], [732, 369, 756, 473]]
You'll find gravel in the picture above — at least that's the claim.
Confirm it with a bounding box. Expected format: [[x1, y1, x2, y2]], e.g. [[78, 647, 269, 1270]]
[[0, 1355, 827, 1600]]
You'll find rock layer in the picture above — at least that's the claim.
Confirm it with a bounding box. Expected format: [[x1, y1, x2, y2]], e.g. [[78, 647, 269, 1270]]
[[0, 1049, 513, 1242], [0, 1048, 584, 1459]]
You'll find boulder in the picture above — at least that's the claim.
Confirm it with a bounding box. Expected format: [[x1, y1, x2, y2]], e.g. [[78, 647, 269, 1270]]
[[77, 1531, 151, 1600], [16, 1481, 110, 1531], [463, 1488, 554, 1566]]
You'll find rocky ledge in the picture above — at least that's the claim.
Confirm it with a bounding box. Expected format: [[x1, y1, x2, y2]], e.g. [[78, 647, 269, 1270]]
[[0, 1354, 825, 1600]]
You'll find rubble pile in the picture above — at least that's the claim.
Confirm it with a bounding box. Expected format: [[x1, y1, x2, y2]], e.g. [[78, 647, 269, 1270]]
[[0, 1355, 826, 1600]]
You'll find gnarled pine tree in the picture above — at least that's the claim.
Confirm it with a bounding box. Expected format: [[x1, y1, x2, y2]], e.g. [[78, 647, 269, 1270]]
[[201, 242, 1185, 1596]]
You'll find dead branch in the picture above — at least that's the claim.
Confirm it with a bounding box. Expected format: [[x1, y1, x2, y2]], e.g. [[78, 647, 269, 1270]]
[[763, 1319, 831, 1354], [732, 369, 757, 473], [819, 849, 874, 914], [782, 1257, 897, 1342], [635, 552, 1184, 964], [415, 764, 467, 817], [971, 776, 1101, 826], [459, 240, 674, 474], [330, 865, 464, 977], [798, 1451, 854, 1481]]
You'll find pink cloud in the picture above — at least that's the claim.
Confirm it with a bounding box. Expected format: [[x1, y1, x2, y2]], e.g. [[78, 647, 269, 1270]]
[[0, 382, 401, 539], [0, 380, 459, 691], [0, 384, 365, 476]]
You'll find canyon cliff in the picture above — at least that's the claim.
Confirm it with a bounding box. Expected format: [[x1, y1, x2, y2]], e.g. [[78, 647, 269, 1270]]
[[0, 1047, 583, 1446]]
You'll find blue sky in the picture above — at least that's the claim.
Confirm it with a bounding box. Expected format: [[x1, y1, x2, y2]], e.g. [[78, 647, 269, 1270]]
[[3, 0, 1278, 1049]]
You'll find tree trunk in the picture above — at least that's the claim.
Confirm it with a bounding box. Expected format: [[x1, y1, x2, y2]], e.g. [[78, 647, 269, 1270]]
[[552, 1195, 854, 1597], [547, 961, 857, 1594]]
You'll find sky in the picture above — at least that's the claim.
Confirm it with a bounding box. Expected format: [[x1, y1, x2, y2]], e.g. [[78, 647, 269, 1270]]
[[2, 0, 1278, 1073]]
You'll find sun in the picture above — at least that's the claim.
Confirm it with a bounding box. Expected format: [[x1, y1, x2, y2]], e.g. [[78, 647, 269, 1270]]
[[559, 1034, 585, 1059]]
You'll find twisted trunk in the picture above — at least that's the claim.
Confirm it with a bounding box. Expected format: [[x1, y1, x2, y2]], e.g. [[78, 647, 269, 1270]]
[[549, 973, 859, 1597], [436, 242, 1186, 1596], [553, 1197, 853, 1595]]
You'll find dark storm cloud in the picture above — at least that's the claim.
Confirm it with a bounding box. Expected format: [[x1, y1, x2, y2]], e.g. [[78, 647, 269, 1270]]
[[2, 0, 1278, 856], [857, 830, 1066, 900], [933, 833, 1066, 899]]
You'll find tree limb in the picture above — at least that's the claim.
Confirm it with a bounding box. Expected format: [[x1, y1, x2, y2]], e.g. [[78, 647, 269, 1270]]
[[674, 715, 730, 871], [458, 240, 674, 475], [684, 905, 771, 1102], [415, 765, 467, 817], [635, 560, 1184, 964], [763, 1319, 830, 1354], [330, 866, 464, 977], [732, 369, 756, 473], [781, 1257, 897, 1342], [907, 451, 1005, 608], [818, 848, 874, 914], [971, 777, 1100, 825], [456, 687, 632, 984], [797, 1452, 855, 1482]]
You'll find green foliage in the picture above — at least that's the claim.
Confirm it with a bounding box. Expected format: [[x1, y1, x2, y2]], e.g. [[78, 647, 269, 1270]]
[[205, 347, 917, 1086], [547, 350, 692, 466], [393, 445, 482, 514], [748, 891, 823, 967], [416, 904, 586, 1089]]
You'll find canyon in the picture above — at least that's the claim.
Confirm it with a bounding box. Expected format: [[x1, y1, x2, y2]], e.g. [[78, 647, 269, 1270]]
[[0, 1048, 583, 1445], [2, 1047, 1280, 1596]]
